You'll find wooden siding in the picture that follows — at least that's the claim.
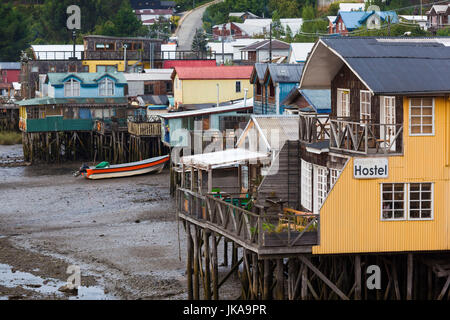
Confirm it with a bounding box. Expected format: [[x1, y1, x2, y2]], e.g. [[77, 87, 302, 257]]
[[313, 96, 450, 254], [257, 141, 301, 209], [331, 64, 403, 125]]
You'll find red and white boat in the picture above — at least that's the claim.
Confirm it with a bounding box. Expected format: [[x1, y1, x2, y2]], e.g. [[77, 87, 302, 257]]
[[76, 155, 170, 180]]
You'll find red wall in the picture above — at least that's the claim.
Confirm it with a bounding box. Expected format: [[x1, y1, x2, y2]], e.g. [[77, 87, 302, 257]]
[[1, 69, 20, 83]]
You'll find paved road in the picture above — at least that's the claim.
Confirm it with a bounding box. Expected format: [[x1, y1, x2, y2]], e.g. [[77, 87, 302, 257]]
[[176, 0, 223, 51]]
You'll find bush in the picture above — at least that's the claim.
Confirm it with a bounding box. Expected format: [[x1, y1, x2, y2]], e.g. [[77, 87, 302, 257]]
[[0, 131, 22, 145]]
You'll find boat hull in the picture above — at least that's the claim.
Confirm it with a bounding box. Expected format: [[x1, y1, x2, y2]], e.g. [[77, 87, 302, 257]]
[[82, 155, 169, 180]]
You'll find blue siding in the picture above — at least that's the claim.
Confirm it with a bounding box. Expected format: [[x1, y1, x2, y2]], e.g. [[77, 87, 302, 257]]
[[279, 82, 297, 114], [53, 75, 125, 98]]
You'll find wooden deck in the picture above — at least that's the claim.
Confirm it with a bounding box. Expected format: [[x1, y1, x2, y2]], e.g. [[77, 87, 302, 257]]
[[127, 121, 161, 137], [176, 188, 318, 257]]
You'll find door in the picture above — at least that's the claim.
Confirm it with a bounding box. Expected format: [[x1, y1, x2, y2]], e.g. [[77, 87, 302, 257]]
[[380, 96, 396, 151], [337, 89, 350, 118]]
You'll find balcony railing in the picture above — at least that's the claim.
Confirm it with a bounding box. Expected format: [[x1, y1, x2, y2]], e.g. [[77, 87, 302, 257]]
[[330, 119, 403, 155], [83, 50, 216, 61], [299, 113, 330, 143], [31, 50, 217, 61], [177, 188, 318, 250], [127, 121, 161, 137]]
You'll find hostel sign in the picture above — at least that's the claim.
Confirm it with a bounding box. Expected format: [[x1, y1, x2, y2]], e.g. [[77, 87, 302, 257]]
[[354, 158, 388, 179]]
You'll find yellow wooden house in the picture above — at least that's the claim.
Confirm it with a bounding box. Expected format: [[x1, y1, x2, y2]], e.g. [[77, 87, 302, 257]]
[[299, 37, 450, 255], [82, 35, 163, 72], [171, 65, 254, 109]]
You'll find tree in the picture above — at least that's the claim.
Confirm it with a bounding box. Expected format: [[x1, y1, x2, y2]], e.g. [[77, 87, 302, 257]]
[[0, 2, 31, 60], [269, 0, 300, 18], [148, 16, 172, 42], [96, 1, 147, 37], [271, 10, 285, 39], [191, 28, 207, 53]]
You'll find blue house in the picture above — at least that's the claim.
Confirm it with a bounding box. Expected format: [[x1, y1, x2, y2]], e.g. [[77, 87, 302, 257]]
[[18, 72, 128, 133], [46, 72, 126, 98], [263, 64, 304, 115], [334, 10, 399, 34]]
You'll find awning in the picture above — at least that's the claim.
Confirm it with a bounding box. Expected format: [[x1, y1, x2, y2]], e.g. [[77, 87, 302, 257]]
[[181, 148, 270, 170]]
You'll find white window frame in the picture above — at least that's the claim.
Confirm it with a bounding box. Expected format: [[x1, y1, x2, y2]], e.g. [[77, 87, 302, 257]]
[[360, 90, 371, 123], [337, 88, 350, 118], [99, 78, 115, 96], [64, 79, 80, 97], [330, 168, 341, 188], [301, 159, 312, 211], [407, 183, 434, 221], [380, 182, 434, 221], [409, 98, 435, 136], [313, 165, 328, 214], [380, 183, 407, 221]]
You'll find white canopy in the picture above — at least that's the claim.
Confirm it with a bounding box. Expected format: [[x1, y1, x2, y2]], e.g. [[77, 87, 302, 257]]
[[181, 148, 270, 170]]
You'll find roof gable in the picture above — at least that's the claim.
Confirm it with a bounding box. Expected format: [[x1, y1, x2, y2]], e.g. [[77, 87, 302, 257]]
[[173, 66, 254, 80], [301, 37, 450, 95], [265, 64, 304, 84]]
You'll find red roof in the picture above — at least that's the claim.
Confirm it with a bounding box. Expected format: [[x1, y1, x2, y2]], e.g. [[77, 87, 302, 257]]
[[163, 60, 216, 69], [173, 66, 254, 80]]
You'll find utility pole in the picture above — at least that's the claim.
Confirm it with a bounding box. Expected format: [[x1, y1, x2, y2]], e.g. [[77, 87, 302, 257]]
[[388, 16, 391, 36], [72, 30, 76, 60], [222, 25, 225, 65], [269, 23, 272, 63]]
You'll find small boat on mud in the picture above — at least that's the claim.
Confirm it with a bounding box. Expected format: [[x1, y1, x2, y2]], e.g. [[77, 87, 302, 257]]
[[74, 155, 170, 180]]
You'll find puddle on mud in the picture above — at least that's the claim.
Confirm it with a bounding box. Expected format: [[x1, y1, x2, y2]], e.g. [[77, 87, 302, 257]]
[[0, 263, 114, 300]]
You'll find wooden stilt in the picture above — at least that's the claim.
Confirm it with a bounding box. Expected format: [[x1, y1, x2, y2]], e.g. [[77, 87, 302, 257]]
[[407, 253, 413, 300], [186, 222, 193, 300], [211, 232, 219, 300], [193, 226, 200, 300], [355, 255, 361, 300], [252, 253, 259, 300], [275, 259, 284, 300], [263, 259, 272, 300], [203, 230, 211, 300]]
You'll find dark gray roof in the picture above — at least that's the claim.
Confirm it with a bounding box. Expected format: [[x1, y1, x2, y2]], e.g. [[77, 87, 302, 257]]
[[266, 64, 303, 83], [306, 140, 330, 153], [281, 87, 331, 113], [299, 89, 331, 113], [242, 39, 290, 51], [254, 63, 268, 81], [320, 37, 450, 95], [140, 95, 169, 105]]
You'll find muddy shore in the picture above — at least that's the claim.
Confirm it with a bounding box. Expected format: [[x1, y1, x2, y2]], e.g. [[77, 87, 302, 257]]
[[0, 144, 241, 300]]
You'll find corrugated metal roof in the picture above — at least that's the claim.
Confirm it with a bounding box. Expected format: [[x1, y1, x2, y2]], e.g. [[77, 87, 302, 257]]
[[173, 66, 253, 80], [0, 62, 21, 70], [139, 95, 169, 105], [241, 39, 290, 51], [299, 89, 331, 113], [124, 70, 172, 81], [266, 64, 303, 83], [181, 148, 270, 169], [252, 115, 299, 150], [47, 72, 127, 85], [163, 60, 216, 68], [160, 102, 252, 119], [288, 43, 314, 63], [251, 63, 268, 83], [17, 97, 128, 106], [303, 38, 450, 94], [335, 11, 399, 30]]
